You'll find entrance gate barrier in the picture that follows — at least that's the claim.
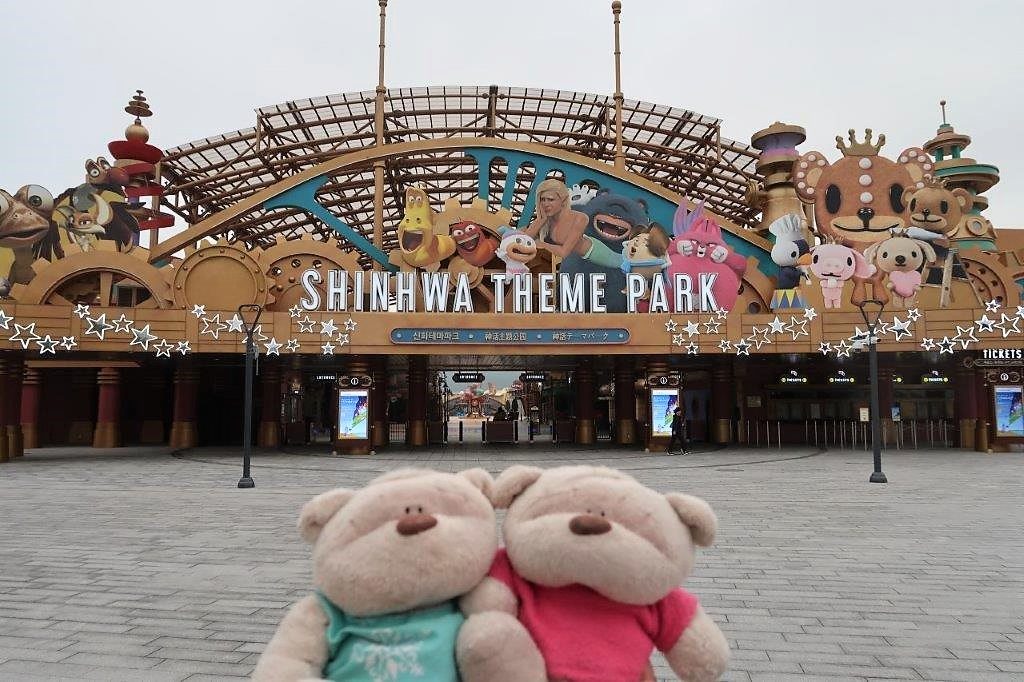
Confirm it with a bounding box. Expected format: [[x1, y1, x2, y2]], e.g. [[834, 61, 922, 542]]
[[735, 419, 958, 449]]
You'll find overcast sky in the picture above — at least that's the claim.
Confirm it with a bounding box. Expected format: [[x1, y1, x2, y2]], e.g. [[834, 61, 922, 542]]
[[1, 0, 1021, 235]]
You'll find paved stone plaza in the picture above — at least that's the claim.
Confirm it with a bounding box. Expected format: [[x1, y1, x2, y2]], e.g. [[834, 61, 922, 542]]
[[0, 443, 1021, 681]]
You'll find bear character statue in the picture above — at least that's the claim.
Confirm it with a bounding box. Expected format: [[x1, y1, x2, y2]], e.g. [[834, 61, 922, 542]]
[[558, 189, 649, 312], [457, 465, 729, 682], [253, 468, 496, 682]]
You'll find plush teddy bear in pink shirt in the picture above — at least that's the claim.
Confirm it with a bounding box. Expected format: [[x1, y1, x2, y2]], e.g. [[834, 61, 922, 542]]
[[456, 465, 729, 682]]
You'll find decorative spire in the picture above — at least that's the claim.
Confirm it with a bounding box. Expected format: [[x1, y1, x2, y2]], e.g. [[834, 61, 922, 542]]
[[939, 99, 948, 125], [835, 129, 885, 157], [123, 90, 152, 143]]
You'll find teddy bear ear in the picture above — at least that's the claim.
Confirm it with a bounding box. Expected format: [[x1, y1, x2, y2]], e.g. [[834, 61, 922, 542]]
[[665, 493, 717, 547], [297, 488, 356, 544], [458, 468, 494, 500], [491, 465, 544, 509]]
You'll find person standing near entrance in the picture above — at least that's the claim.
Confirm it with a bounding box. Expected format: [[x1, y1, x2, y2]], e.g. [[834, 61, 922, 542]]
[[668, 406, 689, 455]]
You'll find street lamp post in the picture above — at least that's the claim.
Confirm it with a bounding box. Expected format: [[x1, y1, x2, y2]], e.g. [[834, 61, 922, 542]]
[[237, 304, 263, 489], [857, 299, 888, 483]]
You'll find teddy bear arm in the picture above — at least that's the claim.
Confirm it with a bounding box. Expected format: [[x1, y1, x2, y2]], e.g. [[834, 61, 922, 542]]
[[662, 606, 729, 682], [459, 575, 518, 616], [252, 595, 330, 682]]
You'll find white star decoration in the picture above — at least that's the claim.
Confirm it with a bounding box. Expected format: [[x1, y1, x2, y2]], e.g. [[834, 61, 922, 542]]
[[984, 299, 1002, 313], [975, 314, 996, 333], [225, 314, 246, 333], [111, 314, 133, 333], [920, 337, 936, 351], [834, 340, 852, 358], [153, 339, 174, 358], [285, 339, 300, 352], [733, 338, 751, 355], [702, 319, 721, 334], [890, 317, 913, 341], [672, 333, 684, 347], [190, 304, 207, 318], [768, 316, 786, 335], [72, 304, 90, 319], [1015, 306, 1024, 321], [786, 316, 809, 340], [129, 324, 158, 351], [84, 314, 113, 341], [718, 339, 732, 352], [336, 333, 350, 346], [320, 319, 339, 337], [201, 314, 227, 339], [297, 316, 316, 333], [683, 320, 700, 337], [288, 304, 303, 319], [906, 308, 921, 323], [953, 325, 978, 349], [937, 336, 956, 354], [994, 313, 1021, 338], [264, 338, 282, 356], [176, 341, 191, 355], [9, 323, 40, 349], [59, 336, 77, 351], [664, 319, 678, 333], [818, 341, 832, 355], [321, 341, 336, 355], [715, 308, 729, 320], [803, 307, 818, 321], [685, 342, 699, 355], [35, 335, 58, 355], [344, 318, 358, 332], [0, 308, 12, 330]]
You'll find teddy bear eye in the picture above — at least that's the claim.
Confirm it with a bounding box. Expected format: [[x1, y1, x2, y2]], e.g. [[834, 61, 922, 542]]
[[790, 250, 797, 258], [889, 184, 906, 213], [825, 185, 841, 214], [846, 257, 853, 266], [911, 251, 918, 258], [940, 201, 949, 214], [910, 198, 917, 212], [882, 251, 888, 259], [404, 507, 411, 514], [813, 254, 819, 264]]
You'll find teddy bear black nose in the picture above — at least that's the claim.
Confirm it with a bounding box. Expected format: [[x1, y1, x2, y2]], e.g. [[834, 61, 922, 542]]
[[396, 514, 437, 536], [569, 514, 612, 536], [895, 255, 906, 265], [857, 207, 874, 228], [922, 208, 930, 217]]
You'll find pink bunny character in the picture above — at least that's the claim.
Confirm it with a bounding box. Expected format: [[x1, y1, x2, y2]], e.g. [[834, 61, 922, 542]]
[[666, 199, 747, 311], [808, 244, 875, 309]]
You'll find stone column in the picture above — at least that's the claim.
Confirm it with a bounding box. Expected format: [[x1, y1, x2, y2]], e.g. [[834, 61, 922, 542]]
[[69, 369, 96, 446], [371, 356, 389, 448], [139, 371, 166, 445], [20, 367, 41, 451], [407, 356, 428, 447], [613, 357, 636, 445], [92, 367, 120, 448], [169, 361, 198, 449], [574, 361, 596, 445], [711, 356, 734, 444], [954, 363, 978, 449], [257, 361, 281, 448]]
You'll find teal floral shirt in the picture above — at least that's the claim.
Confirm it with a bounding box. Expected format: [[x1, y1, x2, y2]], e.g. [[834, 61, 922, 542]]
[[314, 592, 464, 682]]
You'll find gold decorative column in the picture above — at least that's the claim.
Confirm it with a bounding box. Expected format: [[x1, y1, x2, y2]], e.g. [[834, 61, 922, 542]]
[[749, 123, 808, 233], [92, 367, 121, 448], [257, 361, 281, 448], [711, 357, 734, 444], [20, 367, 41, 451], [574, 360, 596, 445], [407, 356, 428, 447], [613, 357, 636, 445], [169, 361, 198, 449], [371, 356, 389, 448]]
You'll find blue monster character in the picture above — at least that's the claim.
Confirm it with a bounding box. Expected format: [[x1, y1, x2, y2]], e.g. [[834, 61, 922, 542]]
[[558, 189, 650, 312]]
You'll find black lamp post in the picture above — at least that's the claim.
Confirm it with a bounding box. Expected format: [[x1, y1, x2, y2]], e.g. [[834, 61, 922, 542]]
[[857, 299, 888, 483], [237, 304, 263, 489]]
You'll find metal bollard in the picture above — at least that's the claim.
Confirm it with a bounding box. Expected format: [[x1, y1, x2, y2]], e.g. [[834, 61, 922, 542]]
[[912, 419, 918, 449], [839, 420, 845, 449], [459, 420, 464, 442], [813, 420, 819, 447], [777, 421, 782, 449]]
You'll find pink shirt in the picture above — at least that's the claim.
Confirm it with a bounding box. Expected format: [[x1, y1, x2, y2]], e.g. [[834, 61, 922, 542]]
[[488, 549, 699, 682]]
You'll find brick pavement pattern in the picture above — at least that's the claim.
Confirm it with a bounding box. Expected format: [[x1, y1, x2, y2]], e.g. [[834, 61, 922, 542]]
[[0, 444, 1021, 681]]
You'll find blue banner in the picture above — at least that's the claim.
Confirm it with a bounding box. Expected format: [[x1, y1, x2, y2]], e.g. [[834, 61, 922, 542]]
[[390, 328, 629, 344]]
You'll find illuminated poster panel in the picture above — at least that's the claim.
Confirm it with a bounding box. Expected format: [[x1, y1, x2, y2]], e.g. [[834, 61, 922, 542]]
[[994, 385, 1024, 437], [337, 389, 369, 440], [651, 388, 679, 437]]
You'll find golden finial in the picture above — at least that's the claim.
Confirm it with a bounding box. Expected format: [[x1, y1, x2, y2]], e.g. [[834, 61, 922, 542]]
[[124, 90, 152, 143], [835, 128, 886, 157], [940, 100, 948, 125]]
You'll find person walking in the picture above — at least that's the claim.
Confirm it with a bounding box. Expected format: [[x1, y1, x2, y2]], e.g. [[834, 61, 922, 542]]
[[667, 406, 689, 455]]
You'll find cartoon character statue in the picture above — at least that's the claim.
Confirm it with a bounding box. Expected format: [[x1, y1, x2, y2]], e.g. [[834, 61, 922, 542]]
[[619, 225, 670, 298], [389, 186, 456, 271], [768, 213, 811, 309], [903, 176, 974, 305], [666, 200, 747, 312], [53, 157, 140, 253], [863, 229, 937, 309], [450, 220, 499, 267], [558, 189, 649, 312], [792, 129, 932, 306], [0, 184, 59, 285], [495, 229, 537, 275], [807, 242, 874, 309]]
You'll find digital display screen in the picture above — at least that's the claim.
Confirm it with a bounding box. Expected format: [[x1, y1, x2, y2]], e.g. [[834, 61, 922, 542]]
[[337, 389, 369, 440], [994, 385, 1023, 437], [651, 388, 679, 437]]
